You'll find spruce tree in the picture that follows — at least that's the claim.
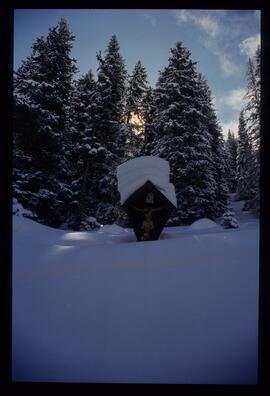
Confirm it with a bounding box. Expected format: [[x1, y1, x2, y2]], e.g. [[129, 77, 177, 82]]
[[236, 110, 255, 200], [149, 42, 217, 225], [245, 47, 260, 153], [123, 60, 150, 158], [221, 209, 239, 229], [65, 70, 101, 229], [197, 74, 228, 216], [13, 18, 77, 227], [94, 34, 127, 155], [225, 130, 238, 194], [90, 35, 128, 224], [244, 46, 260, 213], [125, 61, 149, 125], [142, 87, 157, 155]]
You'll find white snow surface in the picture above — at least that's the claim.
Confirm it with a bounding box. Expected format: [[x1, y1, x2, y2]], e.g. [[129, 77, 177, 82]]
[[189, 218, 221, 231], [117, 156, 177, 207], [13, 202, 259, 384]]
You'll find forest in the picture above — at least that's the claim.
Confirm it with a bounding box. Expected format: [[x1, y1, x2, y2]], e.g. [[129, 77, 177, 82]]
[[13, 18, 261, 231]]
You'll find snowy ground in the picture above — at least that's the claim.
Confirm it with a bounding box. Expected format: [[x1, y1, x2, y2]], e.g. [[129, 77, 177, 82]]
[[12, 199, 259, 384]]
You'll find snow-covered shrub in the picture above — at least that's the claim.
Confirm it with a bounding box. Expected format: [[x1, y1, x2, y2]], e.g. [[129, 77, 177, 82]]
[[221, 209, 239, 229], [115, 207, 131, 228], [80, 216, 100, 231], [13, 198, 36, 219]]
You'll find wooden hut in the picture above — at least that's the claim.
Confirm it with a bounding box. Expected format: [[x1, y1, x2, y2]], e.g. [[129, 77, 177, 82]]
[[117, 156, 177, 241]]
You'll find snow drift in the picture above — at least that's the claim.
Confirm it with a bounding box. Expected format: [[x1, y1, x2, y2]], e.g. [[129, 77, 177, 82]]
[[117, 156, 177, 207], [189, 218, 222, 231]]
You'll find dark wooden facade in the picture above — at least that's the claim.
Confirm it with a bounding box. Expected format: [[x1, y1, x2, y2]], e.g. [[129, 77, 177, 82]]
[[123, 180, 176, 241]]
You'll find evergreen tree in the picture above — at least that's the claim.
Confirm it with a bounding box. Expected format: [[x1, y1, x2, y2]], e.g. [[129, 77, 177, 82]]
[[142, 87, 157, 155], [245, 47, 260, 153], [94, 34, 127, 155], [123, 60, 150, 158], [225, 130, 238, 193], [119, 123, 142, 160], [64, 70, 101, 229], [125, 61, 149, 124], [221, 209, 239, 229], [197, 74, 228, 216], [144, 66, 169, 156], [148, 42, 217, 225], [66, 68, 122, 228], [236, 110, 255, 200], [244, 46, 260, 213], [13, 18, 77, 227], [89, 35, 128, 224]]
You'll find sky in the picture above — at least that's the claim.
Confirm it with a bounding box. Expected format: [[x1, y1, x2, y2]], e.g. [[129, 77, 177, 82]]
[[14, 9, 261, 138]]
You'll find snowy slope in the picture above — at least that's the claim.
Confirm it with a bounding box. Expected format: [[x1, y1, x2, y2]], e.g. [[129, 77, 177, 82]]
[[12, 210, 259, 384]]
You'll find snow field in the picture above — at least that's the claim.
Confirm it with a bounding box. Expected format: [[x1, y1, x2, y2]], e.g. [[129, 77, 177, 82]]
[[12, 214, 259, 384]]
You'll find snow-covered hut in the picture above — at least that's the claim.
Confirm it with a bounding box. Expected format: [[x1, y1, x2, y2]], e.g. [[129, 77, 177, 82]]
[[117, 156, 177, 241]]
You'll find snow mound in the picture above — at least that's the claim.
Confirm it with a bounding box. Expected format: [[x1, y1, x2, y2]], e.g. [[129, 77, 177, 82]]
[[117, 156, 177, 207], [189, 218, 221, 231], [98, 224, 129, 235]]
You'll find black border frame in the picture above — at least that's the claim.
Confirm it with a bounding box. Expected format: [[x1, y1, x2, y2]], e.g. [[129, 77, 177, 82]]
[[1, 1, 269, 394]]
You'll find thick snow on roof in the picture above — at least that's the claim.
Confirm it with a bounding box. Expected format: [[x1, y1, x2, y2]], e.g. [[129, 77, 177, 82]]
[[117, 156, 177, 207]]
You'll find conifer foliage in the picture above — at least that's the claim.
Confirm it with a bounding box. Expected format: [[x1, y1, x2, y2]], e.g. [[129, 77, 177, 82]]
[[89, 35, 128, 224], [197, 74, 228, 216], [222, 209, 239, 229], [236, 110, 254, 200], [243, 46, 260, 213], [13, 19, 77, 227], [124, 60, 150, 158], [147, 42, 227, 224], [14, 20, 259, 230], [125, 61, 149, 125], [142, 87, 156, 155], [94, 34, 127, 155], [225, 130, 238, 194], [65, 70, 100, 229]]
